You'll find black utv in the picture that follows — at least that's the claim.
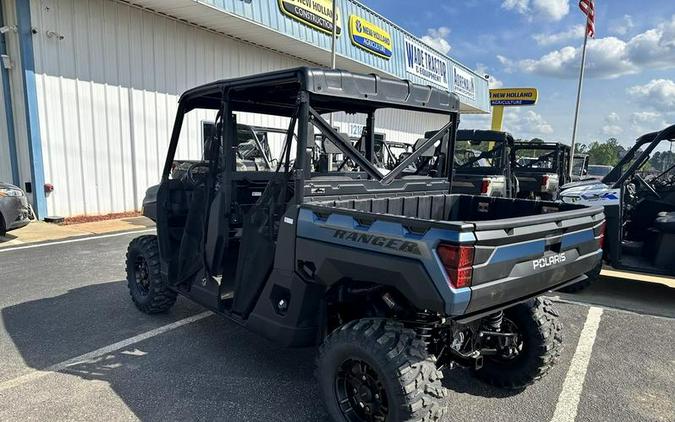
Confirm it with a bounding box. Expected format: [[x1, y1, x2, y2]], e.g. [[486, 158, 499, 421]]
[[127, 68, 604, 421], [511, 142, 572, 200], [452, 129, 516, 197]]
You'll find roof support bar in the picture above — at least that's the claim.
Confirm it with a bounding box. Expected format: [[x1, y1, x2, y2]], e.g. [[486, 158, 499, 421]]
[[308, 107, 384, 181], [381, 121, 453, 185]]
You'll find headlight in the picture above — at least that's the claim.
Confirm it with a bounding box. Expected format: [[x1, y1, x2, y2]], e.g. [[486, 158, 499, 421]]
[[0, 188, 24, 197]]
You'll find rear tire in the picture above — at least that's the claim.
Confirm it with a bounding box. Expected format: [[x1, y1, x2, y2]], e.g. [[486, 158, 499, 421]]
[[473, 298, 562, 389], [559, 262, 601, 293], [0, 213, 6, 237], [316, 318, 448, 422], [125, 235, 177, 314]]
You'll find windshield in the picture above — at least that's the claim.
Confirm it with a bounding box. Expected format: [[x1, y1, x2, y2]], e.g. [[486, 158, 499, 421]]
[[513, 146, 565, 172], [572, 157, 586, 176], [588, 165, 611, 177], [454, 139, 506, 171]]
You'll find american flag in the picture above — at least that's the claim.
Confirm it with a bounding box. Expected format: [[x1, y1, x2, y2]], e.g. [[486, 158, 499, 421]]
[[579, 0, 595, 38]]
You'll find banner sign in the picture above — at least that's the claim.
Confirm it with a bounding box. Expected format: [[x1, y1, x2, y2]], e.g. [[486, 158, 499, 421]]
[[349, 15, 392, 59], [404, 37, 449, 89], [489, 88, 538, 106], [278, 0, 341, 35], [453, 66, 476, 100]]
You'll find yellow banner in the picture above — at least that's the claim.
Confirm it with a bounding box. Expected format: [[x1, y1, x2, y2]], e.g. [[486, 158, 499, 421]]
[[278, 0, 342, 35], [349, 15, 392, 59], [490, 88, 538, 106]]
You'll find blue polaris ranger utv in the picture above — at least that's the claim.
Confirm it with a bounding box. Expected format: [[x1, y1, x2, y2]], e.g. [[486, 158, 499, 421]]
[[126, 68, 604, 422]]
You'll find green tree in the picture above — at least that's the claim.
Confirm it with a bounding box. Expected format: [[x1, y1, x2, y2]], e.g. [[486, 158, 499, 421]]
[[586, 138, 624, 166]]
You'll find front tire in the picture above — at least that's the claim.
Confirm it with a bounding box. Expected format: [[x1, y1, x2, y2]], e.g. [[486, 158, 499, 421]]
[[317, 318, 447, 422], [473, 298, 562, 389], [125, 235, 177, 314]]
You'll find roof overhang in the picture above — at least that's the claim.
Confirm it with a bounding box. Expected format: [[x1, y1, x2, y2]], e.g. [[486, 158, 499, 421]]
[[121, 0, 487, 114]]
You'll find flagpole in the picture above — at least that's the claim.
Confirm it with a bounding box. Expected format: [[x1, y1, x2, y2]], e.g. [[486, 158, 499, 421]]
[[569, 18, 590, 178]]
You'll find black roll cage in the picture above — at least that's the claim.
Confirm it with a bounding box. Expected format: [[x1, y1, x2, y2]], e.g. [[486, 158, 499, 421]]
[[609, 125, 675, 189], [455, 129, 515, 173], [160, 67, 461, 204]]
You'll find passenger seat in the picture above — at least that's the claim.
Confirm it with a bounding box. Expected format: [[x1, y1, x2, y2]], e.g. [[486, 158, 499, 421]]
[[653, 212, 675, 271]]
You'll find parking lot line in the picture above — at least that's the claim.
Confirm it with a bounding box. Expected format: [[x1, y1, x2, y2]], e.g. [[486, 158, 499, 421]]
[[0, 229, 156, 253], [0, 311, 212, 392], [551, 306, 603, 422]]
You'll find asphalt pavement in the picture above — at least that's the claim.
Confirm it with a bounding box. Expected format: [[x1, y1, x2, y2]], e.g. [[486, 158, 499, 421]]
[[0, 231, 673, 421]]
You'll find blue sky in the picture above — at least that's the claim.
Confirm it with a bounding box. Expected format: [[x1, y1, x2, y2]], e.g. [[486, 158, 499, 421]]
[[361, 0, 675, 147]]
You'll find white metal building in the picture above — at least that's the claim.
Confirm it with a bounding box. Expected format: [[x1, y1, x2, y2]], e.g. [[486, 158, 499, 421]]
[[0, 0, 489, 219]]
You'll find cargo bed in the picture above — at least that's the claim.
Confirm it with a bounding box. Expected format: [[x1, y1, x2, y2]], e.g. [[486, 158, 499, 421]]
[[301, 193, 604, 316]]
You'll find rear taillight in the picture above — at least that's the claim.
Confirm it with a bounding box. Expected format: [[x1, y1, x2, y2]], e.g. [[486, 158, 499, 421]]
[[598, 221, 606, 249], [480, 179, 491, 195], [437, 243, 475, 289], [541, 175, 550, 190]]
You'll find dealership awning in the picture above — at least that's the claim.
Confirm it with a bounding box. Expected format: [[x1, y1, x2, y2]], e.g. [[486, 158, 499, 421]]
[[123, 0, 490, 113]]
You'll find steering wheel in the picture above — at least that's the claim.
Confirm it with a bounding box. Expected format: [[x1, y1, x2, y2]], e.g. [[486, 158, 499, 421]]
[[634, 174, 661, 199], [186, 162, 210, 187]]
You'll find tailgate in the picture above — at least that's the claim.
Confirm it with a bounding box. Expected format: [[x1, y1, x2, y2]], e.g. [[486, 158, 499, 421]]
[[464, 205, 604, 314], [452, 174, 484, 195]]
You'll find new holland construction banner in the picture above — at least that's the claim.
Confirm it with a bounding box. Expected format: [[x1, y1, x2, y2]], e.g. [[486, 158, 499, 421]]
[[278, 0, 342, 35]]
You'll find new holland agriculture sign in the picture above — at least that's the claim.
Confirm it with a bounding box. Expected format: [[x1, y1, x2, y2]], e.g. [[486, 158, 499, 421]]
[[490, 88, 538, 106], [404, 37, 448, 89], [278, 0, 342, 35], [349, 15, 392, 59]]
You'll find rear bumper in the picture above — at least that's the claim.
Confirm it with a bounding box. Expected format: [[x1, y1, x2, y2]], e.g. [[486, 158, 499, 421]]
[[463, 248, 602, 315]]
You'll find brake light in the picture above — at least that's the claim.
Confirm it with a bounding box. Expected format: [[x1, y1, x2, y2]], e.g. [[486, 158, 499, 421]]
[[541, 175, 550, 190], [437, 243, 475, 289], [480, 179, 491, 195]]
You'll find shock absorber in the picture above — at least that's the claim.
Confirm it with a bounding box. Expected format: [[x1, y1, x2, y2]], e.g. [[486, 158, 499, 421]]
[[412, 312, 436, 347], [485, 311, 504, 331]]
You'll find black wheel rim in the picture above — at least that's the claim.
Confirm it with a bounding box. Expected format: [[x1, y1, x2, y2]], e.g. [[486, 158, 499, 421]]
[[134, 256, 150, 296], [335, 358, 389, 422], [489, 318, 525, 363]]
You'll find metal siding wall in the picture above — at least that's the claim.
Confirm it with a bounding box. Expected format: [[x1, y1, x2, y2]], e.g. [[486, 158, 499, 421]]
[[30, 0, 452, 217]]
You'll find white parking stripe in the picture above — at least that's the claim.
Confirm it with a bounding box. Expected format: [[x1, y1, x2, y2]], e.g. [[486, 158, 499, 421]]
[[551, 306, 604, 422], [0, 311, 212, 392], [0, 229, 156, 253]]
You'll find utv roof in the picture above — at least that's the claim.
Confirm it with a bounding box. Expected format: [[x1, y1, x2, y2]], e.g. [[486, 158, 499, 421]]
[[457, 129, 515, 143], [513, 141, 570, 150], [179, 67, 460, 116]]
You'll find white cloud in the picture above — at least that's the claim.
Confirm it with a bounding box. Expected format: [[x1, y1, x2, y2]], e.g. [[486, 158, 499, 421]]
[[499, 16, 675, 79], [421, 27, 451, 54], [533, 25, 584, 46], [629, 111, 669, 135], [605, 112, 621, 124], [626, 79, 675, 111], [475, 63, 504, 89], [521, 110, 554, 134], [502, 0, 569, 22], [631, 111, 662, 125], [610, 15, 634, 36], [602, 125, 623, 136], [460, 108, 554, 137]]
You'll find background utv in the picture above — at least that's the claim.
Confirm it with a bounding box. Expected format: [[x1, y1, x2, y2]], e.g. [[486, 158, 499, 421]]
[[126, 68, 604, 422]]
